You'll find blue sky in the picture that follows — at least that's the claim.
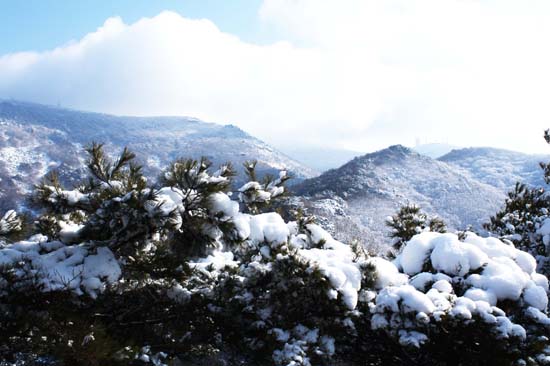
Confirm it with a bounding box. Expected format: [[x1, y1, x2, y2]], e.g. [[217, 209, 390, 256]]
[[0, 0, 266, 54]]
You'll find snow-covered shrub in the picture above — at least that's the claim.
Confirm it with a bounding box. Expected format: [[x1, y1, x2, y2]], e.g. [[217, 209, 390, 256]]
[[485, 182, 550, 277], [206, 219, 378, 365], [0, 145, 250, 364], [370, 231, 550, 365], [0, 143, 549, 365], [386, 204, 446, 259], [484, 130, 550, 278]]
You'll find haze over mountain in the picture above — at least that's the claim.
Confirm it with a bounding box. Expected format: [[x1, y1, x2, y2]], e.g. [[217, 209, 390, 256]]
[[279, 146, 362, 172], [0, 100, 315, 210]]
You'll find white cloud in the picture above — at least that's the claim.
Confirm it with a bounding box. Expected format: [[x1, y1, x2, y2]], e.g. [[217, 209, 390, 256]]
[[2, 3, 550, 153], [259, 0, 550, 152]]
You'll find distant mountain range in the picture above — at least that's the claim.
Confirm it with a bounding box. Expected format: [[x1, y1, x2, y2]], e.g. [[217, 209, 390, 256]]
[[0, 100, 315, 210], [1, 100, 549, 253], [293, 145, 507, 249], [439, 147, 550, 191]]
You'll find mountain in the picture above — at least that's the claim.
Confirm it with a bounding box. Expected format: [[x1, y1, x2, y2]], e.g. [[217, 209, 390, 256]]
[[294, 145, 506, 251], [413, 143, 458, 158], [278, 146, 363, 172], [439, 147, 550, 191], [0, 100, 316, 210]]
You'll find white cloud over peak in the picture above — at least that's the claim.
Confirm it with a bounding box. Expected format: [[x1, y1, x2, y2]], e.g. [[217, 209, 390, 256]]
[[1, 3, 550, 153]]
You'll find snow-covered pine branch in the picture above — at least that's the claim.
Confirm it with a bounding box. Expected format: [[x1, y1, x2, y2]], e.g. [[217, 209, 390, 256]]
[[0, 144, 548, 365]]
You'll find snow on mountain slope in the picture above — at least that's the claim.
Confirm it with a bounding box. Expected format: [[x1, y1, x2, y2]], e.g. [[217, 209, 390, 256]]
[[439, 147, 550, 191], [294, 145, 506, 251], [0, 100, 316, 210]]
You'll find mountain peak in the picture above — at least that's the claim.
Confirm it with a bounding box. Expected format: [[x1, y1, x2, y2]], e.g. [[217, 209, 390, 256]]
[[378, 144, 415, 157], [348, 144, 419, 167], [294, 144, 505, 246], [387, 144, 412, 152]]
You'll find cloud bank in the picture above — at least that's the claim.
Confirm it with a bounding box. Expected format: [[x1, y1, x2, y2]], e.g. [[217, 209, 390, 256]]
[[2, 1, 550, 153]]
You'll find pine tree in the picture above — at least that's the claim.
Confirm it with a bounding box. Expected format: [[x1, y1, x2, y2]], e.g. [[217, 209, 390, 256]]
[[1, 141, 549, 366], [485, 130, 550, 275]]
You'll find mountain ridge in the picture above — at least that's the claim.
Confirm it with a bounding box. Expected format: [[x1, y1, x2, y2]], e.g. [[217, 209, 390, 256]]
[[439, 146, 550, 190], [293, 144, 506, 250], [0, 100, 316, 210]]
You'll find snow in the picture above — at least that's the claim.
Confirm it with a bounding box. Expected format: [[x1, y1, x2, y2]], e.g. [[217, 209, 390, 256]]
[[523, 285, 549, 311], [270, 328, 291, 342], [538, 218, 550, 236], [58, 220, 84, 243], [494, 317, 526, 340], [232, 213, 252, 240], [1, 168, 548, 362], [369, 257, 408, 289], [429, 234, 488, 276], [466, 257, 529, 301], [515, 250, 538, 274], [45, 188, 90, 206], [249, 213, 290, 245], [300, 244, 361, 310], [0, 237, 121, 297], [0, 145, 49, 184], [398, 232, 437, 274], [398, 330, 428, 347], [81, 247, 122, 298], [320, 335, 336, 356], [238, 182, 272, 203], [526, 307, 550, 326], [432, 279, 453, 294], [0, 210, 21, 234], [395, 232, 547, 304], [189, 251, 238, 275], [371, 231, 549, 347], [151, 187, 185, 215], [373, 285, 436, 314], [400, 232, 490, 277], [463, 288, 497, 306], [209, 192, 239, 218], [532, 273, 550, 291], [409, 272, 451, 292]]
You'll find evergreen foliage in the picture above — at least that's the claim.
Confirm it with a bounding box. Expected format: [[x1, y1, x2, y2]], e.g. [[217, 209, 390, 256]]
[[484, 131, 550, 276], [0, 143, 548, 366]]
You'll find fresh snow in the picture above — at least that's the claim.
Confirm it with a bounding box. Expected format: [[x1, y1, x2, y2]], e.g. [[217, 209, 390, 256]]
[[1, 181, 549, 361]]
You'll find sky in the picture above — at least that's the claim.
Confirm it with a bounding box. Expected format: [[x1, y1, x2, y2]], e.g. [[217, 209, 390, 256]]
[[1, 0, 550, 154]]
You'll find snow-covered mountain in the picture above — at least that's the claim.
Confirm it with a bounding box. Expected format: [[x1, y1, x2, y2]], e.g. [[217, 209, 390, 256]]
[[294, 145, 506, 251], [439, 147, 550, 191], [0, 100, 316, 210]]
